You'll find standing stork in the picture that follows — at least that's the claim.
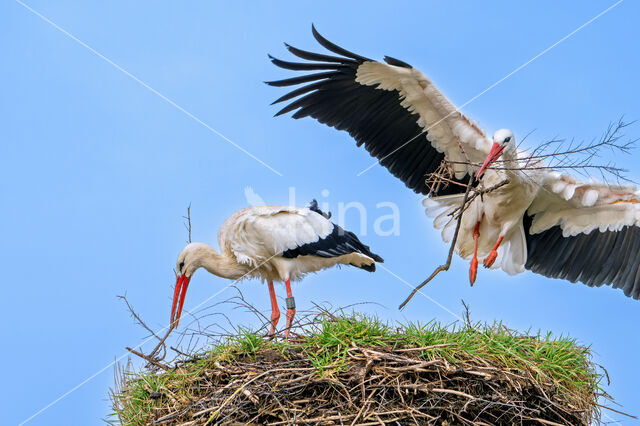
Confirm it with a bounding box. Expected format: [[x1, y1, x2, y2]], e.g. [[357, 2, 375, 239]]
[[267, 26, 640, 300], [170, 201, 383, 335]]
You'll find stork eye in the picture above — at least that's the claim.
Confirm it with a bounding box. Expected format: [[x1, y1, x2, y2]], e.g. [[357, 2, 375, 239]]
[[179, 261, 185, 271], [503, 136, 511, 143]]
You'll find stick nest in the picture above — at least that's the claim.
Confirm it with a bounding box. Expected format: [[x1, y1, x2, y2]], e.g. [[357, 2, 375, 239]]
[[112, 309, 607, 425]]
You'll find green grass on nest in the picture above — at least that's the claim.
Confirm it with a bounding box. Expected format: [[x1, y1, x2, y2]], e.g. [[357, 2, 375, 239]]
[[111, 313, 606, 425]]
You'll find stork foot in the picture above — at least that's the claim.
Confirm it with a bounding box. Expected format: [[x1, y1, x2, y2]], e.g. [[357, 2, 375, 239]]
[[483, 235, 503, 268], [284, 309, 296, 338], [483, 250, 498, 268], [268, 312, 280, 337], [469, 257, 478, 286], [267, 281, 280, 337]]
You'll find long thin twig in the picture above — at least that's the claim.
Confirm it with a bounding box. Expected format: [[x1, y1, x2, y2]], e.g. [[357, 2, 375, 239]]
[[125, 346, 169, 370], [399, 173, 475, 310], [183, 203, 192, 244], [118, 294, 174, 362], [118, 294, 170, 360], [447, 118, 636, 183]]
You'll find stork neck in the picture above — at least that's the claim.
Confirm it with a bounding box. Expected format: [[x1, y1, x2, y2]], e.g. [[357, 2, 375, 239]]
[[499, 149, 519, 175], [198, 244, 249, 280]]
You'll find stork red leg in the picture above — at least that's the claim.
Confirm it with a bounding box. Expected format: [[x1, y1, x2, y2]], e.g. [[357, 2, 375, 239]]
[[483, 235, 504, 268], [283, 278, 296, 337], [469, 221, 481, 285], [267, 281, 280, 336]]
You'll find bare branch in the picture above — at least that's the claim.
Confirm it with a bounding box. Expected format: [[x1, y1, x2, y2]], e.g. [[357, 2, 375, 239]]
[[399, 173, 475, 310], [125, 346, 169, 370], [117, 294, 175, 365], [183, 203, 192, 244], [446, 118, 637, 183], [461, 300, 472, 328]]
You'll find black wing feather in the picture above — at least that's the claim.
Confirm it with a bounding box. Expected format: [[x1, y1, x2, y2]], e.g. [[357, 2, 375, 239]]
[[281, 222, 383, 272], [310, 24, 370, 62], [284, 43, 358, 64], [524, 214, 640, 299], [268, 55, 345, 71], [265, 71, 337, 88], [267, 26, 467, 196], [383, 55, 412, 68]]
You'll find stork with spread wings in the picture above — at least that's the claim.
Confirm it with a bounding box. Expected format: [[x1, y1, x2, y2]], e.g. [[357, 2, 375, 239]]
[[267, 26, 640, 301]]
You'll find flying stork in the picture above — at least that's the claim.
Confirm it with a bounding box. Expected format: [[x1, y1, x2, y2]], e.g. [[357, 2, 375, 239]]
[[267, 26, 640, 300], [170, 201, 383, 335]]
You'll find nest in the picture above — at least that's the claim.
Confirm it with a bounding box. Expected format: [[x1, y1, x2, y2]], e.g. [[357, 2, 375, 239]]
[[112, 309, 606, 425]]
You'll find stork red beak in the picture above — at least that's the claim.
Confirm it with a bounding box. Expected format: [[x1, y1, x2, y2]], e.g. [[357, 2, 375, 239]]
[[476, 142, 505, 179], [170, 274, 191, 328]]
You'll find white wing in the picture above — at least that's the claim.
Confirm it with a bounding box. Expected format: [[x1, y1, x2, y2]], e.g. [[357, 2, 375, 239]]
[[268, 25, 491, 195], [219, 205, 333, 266], [528, 172, 640, 236], [354, 61, 490, 178], [219, 204, 383, 270], [525, 172, 640, 299]]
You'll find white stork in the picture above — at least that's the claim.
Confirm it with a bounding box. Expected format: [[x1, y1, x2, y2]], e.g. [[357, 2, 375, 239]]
[[170, 201, 383, 335], [267, 26, 640, 300]]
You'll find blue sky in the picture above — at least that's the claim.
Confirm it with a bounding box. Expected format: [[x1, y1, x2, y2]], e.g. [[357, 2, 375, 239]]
[[2, 1, 639, 424]]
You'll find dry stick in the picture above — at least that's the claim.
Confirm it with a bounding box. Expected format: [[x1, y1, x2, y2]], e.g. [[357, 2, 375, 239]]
[[595, 403, 638, 419], [431, 388, 476, 400], [147, 328, 174, 360], [461, 299, 472, 327], [448, 119, 636, 183], [152, 203, 193, 358], [183, 203, 192, 244], [395, 343, 456, 352], [118, 294, 165, 343], [461, 179, 509, 213], [398, 173, 474, 310], [125, 346, 169, 370], [118, 294, 173, 362], [121, 204, 195, 364]]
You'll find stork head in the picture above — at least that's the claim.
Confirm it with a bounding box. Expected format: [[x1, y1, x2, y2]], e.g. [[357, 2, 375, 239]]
[[170, 243, 208, 328], [477, 129, 516, 179]]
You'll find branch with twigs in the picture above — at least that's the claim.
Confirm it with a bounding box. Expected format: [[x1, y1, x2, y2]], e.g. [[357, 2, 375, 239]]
[[424, 137, 475, 196], [399, 172, 475, 310], [449, 118, 637, 183], [401, 136, 509, 310], [117, 204, 196, 367], [183, 203, 192, 244], [119, 293, 174, 365], [125, 346, 169, 370]]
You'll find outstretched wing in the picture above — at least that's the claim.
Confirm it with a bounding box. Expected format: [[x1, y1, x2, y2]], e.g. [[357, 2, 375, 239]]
[[525, 172, 640, 299], [267, 25, 491, 196]]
